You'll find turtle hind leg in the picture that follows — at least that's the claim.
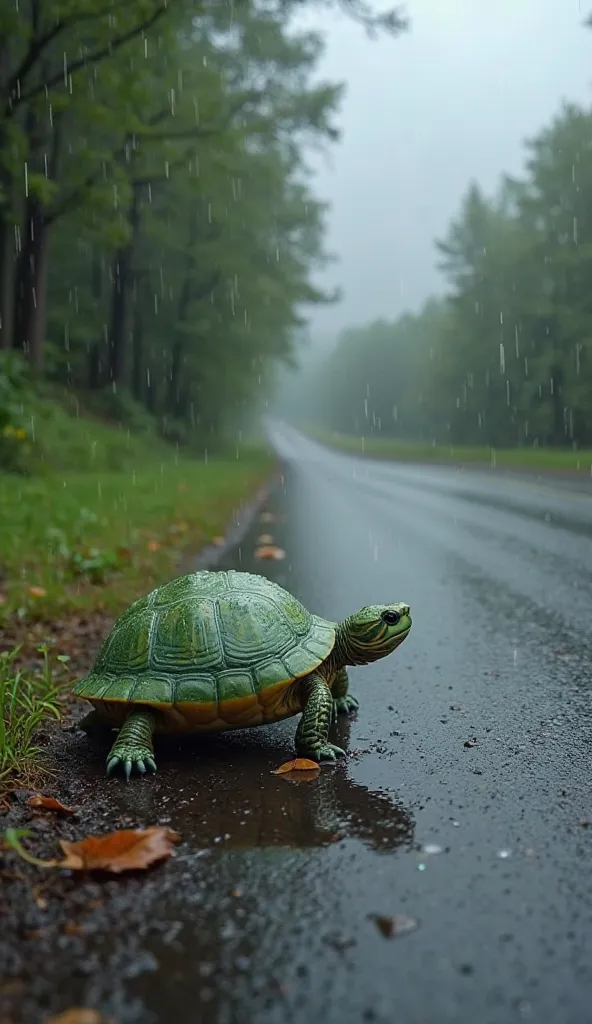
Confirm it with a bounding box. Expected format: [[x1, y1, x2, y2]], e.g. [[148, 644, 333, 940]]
[[295, 672, 346, 763], [106, 710, 157, 780], [77, 709, 115, 736], [332, 668, 359, 716]]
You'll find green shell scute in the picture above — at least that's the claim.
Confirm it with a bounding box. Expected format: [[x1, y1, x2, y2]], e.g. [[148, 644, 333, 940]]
[[73, 569, 336, 704]]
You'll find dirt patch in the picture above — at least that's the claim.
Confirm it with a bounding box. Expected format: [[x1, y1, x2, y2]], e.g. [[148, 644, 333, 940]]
[[1, 611, 117, 675]]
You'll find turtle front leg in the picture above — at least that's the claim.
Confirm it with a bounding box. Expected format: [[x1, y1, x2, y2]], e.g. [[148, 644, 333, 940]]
[[295, 672, 346, 763], [106, 710, 157, 780], [332, 668, 359, 716]]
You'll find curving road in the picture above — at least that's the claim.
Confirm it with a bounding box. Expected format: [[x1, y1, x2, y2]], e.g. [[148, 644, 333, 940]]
[[10, 423, 592, 1024]]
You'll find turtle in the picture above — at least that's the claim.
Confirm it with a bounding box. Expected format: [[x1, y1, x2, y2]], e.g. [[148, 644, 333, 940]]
[[72, 569, 412, 778]]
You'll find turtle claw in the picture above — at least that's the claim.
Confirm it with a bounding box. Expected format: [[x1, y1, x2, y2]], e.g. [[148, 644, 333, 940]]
[[334, 695, 359, 716], [319, 743, 346, 762], [301, 743, 346, 763], [105, 748, 157, 778]]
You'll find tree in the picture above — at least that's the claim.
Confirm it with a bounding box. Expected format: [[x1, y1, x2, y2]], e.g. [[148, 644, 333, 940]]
[[287, 98, 592, 451]]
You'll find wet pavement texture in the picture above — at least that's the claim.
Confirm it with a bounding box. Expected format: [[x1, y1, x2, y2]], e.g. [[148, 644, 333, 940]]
[[3, 423, 592, 1024]]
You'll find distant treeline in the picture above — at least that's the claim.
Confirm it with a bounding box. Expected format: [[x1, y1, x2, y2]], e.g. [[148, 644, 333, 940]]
[[0, 0, 405, 442], [284, 93, 592, 449]]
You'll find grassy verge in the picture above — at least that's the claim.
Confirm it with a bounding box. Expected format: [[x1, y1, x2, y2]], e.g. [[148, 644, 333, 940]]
[[307, 427, 592, 473], [0, 445, 273, 625]]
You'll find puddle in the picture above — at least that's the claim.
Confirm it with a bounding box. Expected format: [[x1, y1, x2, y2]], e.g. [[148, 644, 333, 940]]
[[82, 722, 415, 854]]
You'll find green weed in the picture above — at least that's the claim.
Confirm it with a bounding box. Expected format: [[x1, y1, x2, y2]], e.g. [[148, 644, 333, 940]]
[[0, 645, 70, 789]]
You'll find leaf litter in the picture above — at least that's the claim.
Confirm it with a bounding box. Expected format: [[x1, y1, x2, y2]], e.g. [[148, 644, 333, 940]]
[[254, 544, 286, 561], [272, 758, 320, 776], [46, 1010, 111, 1024], [27, 794, 74, 814], [3, 825, 180, 874], [369, 913, 419, 938]]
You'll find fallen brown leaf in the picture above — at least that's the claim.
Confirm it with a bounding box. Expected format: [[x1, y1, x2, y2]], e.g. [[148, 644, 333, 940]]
[[63, 921, 84, 937], [57, 827, 181, 874], [254, 545, 285, 561], [46, 1010, 107, 1024], [369, 913, 418, 938], [272, 758, 320, 775], [27, 586, 47, 598], [27, 794, 74, 815], [211, 535, 225, 546], [146, 540, 160, 552]]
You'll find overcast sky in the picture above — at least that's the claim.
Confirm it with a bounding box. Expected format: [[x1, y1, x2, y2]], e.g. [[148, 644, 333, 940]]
[[301, 0, 592, 340]]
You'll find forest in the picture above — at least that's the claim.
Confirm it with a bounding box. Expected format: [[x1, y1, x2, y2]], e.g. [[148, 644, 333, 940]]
[[0, 0, 405, 453], [287, 92, 592, 450]]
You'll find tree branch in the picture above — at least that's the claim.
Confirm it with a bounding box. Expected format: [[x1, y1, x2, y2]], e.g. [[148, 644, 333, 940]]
[[5, 1, 135, 111], [13, 3, 172, 111]]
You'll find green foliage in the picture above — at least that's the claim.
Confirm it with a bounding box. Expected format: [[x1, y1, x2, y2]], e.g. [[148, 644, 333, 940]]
[[0, 0, 406, 440], [0, 353, 36, 472], [292, 98, 592, 452], [0, 646, 68, 788]]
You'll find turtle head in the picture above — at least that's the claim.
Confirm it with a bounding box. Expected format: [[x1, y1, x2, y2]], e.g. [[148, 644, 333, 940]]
[[337, 603, 411, 666]]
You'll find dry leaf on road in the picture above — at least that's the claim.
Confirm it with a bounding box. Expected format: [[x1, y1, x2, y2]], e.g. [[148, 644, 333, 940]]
[[272, 758, 320, 775], [254, 545, 285, 561], [58, 827, 181, 873], [46, 1010, 108, 1024], [27, 795, 74, 814], [369, 913, 418, 938]]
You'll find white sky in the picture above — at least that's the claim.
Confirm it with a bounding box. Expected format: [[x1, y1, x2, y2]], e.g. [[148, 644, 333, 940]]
[[302, 0, 592, 338]]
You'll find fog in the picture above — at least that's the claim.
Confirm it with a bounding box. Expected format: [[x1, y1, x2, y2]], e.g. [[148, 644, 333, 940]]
[[305, 0, 592, 337]]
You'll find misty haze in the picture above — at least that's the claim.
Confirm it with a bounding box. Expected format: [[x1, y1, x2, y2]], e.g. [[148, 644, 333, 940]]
[[2, 4, 592, 1024]]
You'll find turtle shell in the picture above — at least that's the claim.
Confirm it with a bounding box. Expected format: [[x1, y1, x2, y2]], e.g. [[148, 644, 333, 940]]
[[72, 570, 335, 733]]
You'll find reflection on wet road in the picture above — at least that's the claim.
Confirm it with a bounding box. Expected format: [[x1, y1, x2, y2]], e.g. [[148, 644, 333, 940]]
[[32, 425, 592, 1023]]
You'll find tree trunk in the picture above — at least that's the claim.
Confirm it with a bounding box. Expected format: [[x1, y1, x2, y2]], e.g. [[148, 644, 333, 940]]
[[12, 194, 50, 372], [87, 344, 101, 389], [131, 287, 144, 402], [107, 183, 142, 384], [11, 110, 61, 372], [87, 247, 104, 388], [167, 217, 198, 415], [0, 204, 15, 349]]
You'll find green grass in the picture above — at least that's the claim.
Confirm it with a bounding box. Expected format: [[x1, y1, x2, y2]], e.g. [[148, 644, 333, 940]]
[[307, 427, 592, 473], [0, 392, 274, 623], [0, 646, 68, 791], [12, 390, 177, 474], [0, 444, 273, 623]]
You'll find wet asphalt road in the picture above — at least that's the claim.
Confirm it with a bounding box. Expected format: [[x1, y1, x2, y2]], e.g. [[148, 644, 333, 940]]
[[8, 424, 592, 1024]]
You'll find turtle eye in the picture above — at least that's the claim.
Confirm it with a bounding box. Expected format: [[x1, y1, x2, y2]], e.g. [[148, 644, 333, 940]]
[[381, 610, 400, 626]]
